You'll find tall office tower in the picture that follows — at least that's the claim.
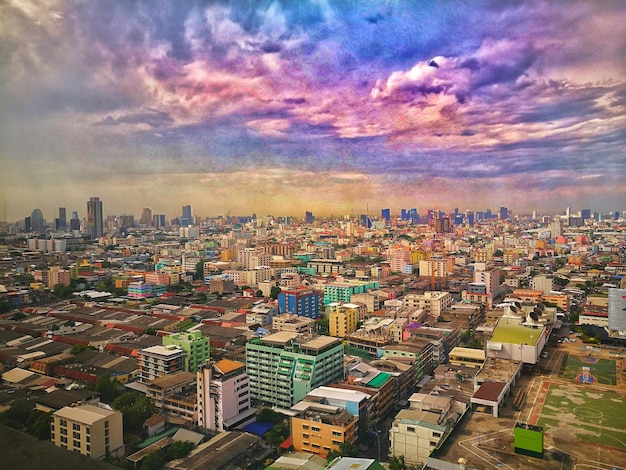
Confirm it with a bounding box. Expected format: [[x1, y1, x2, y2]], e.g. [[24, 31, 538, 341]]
[[180, 205, 192, 226], [485, 208, 492, 219], [305, 211, 314, 224], [381, 208, 391, 221], [141, 207, 152, 226], [360, 214, 372, 228], [408, 208, 418, 224], [401, 208, 408, 220], [153, 214, 166, 228], [565, 206, 571, 217], [499, 206, 508, 220], [24, 217, 31, 232], [30, 208, 45, 232], [70, 211, 80, 231], [581, 209, 591, 220], [86, 197, 104, 239], [532, 210, 537, 220], [58, 207, 66, 229]]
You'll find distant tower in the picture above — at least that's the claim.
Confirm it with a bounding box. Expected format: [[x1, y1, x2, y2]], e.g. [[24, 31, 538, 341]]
[[305, 211, 315, 224], [381, 208, 391, 222], [180, 205, 192, 226], [30, 208, 45, 233], [141, 208, 152, 227], [86, 197, 104, 239], [58, 207, 67, 230]]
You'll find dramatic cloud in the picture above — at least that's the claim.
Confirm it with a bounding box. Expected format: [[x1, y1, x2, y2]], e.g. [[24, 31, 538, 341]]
[[1, 0, 625, 220]]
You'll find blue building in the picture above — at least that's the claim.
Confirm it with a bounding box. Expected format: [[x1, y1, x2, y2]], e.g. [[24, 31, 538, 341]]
[[278, 289, 321, 319]]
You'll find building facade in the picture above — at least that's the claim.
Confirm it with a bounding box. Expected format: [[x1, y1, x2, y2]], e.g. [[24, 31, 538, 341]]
[[246, 332, 345, 409], [162, 330, 210, 372], [51, 404, 123, 460], [138, 344, 187, 383], [197, 359, 256, 432], [278, 289, 322, 319]]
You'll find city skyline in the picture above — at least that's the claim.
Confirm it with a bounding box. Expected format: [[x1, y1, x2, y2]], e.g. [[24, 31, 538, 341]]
[[1, 1, 625, 220]]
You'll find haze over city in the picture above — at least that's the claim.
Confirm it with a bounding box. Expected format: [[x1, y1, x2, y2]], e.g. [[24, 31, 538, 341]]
[[1, 0, 625, 220]]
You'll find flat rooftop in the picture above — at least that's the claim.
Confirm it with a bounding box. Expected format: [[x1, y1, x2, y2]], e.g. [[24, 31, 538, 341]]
[[490, 317, 542, 345], [54, 404, 118, 424]]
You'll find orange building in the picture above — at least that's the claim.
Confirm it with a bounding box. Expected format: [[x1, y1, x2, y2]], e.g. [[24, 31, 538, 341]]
[[290, 403, 357, 458]]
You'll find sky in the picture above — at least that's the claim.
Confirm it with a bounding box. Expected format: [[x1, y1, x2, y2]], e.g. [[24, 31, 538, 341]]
[[1, 0, 625, 222]]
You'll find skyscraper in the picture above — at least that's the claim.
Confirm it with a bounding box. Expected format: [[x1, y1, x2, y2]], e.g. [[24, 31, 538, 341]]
[[58, 207, 66, 230], [381, 208, 391, 221], [30, 208, 45, 232], [141, 207, 152, 226], [86, 196, 103, 239], [180, 205, 192, 226]]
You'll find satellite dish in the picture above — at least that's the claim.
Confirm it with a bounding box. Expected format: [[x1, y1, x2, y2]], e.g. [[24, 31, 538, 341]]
[[510, 305, 519, 313], [537, 303, 546, 311], [530, 311, 539, 321], [534, 307, 543, 317]]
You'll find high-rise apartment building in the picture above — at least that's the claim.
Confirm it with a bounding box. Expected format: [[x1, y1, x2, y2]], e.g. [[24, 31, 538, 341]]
[[197, 359, 256, 432], [162, 330, 210, 372], [138, 344, 187, 383], [246, 332, 344, 409], [86, 197, 104, 239], [608, 288, 626, 334], [327, 303, 360, 338], [51, 404, 124, 459]]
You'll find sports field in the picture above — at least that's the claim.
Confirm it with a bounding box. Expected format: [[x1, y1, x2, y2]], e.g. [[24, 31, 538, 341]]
[[535, 382, 626, 450], [558, 354, 617, 386]]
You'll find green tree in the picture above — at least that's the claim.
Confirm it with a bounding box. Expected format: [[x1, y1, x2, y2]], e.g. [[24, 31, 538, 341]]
[[71, 344, 88, 355], [494, 249, 504, 257], [264, 421, 289, 446], [141, 449, 165, 470], [316, 317, 330, 335], [269, 286, 281, 300], [326, 441, 359, 460], [389, 455, 407, 470], [0, 299, 12, 314], [113, 392, 157, 433], [0, 401, 33, 429], [255, 289, 264, 297], [93, 374, 122, 403], [195, 261, 205, 281], [257, 408, 286, 424], [167, 440, 195, 459], [26, 410, 52, 439], [53, 283, 75, 299]]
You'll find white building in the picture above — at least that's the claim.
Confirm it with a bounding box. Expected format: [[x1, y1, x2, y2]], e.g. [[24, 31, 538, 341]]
[[197, 359, 256, 432], [138, 344, 187, 383]]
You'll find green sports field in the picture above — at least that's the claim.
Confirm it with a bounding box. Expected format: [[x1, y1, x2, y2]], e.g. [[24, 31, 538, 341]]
[[558, 354, 617, 386], [536, 383, 626, 450]]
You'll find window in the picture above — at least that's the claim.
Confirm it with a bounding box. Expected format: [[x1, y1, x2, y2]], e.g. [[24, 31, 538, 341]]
[[407, 426, 415, 432], [72, 423, 80, 431], [311, 443, 320, 449], [60, 436, 68, 444], [59, 419, 67, 427], [73, 431, 80, 439], [73, 440, 80, 448], [86, 435, 90, 443], [332, 430, 342, 437], [302, 433, 309, 439], [302, 425, 309, 430], [60, 428, 68, 436], [332, 440, 341, 446], [311, 426, 320, 432], [86, 427, 90, 435]]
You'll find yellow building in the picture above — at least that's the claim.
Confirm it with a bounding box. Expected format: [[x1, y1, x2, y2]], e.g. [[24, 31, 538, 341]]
[[290, 402, 357, 458], [51, 404, 124, 460], [328, 303, 360, 338]]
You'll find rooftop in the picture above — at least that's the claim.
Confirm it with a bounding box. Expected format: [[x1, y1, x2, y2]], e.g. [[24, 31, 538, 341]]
[[53, 404, 119, 424], [489, 317, 542, 345]]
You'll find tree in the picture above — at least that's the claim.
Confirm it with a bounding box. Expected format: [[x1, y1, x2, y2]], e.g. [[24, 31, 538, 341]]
[[0, 299, 12, 314], [269, 286, 281, 300], [113, 391, 157, 433], [257, 408, 286, 424], [264, 421, 289, 446], [316, 317, 330, 335], [167, 440, 195, 459], [71, 344, 88, 355], [26, 410, 52, 439], [494, 249, 504, 257], [255, 289, 264, 297], [389, 455, 407, 470], [141, 450, 165, 470], [195, 261, 205, 281], [326, 441, 359, 460], [93, 374, 122, 403]]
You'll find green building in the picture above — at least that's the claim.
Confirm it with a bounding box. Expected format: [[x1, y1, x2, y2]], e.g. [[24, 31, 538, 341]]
[[162, 330, 210, 372], [514, 422, 544, 459], [246, 332, 345, 409], [323, 280, 379, 306]]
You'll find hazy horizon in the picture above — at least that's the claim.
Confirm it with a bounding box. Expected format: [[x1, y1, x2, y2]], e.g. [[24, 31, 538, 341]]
[[2, 1, 625, 221]]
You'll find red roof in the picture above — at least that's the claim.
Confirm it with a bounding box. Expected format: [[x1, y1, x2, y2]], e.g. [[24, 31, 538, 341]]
[[472, 381, 507, 402]]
